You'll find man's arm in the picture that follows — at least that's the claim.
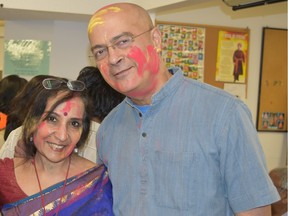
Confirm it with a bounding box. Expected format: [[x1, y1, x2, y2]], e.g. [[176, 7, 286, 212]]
[[236, 205, 271, 216]]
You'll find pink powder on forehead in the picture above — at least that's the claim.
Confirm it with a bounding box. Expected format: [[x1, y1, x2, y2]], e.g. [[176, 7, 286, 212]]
[[60, 100, 72, 116]]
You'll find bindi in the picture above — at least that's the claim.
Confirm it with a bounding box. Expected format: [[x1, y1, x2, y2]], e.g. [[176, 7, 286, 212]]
[[63, 112, 68, 116]]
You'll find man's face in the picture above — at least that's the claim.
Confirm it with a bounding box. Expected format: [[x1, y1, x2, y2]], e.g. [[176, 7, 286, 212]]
[[88, 7, 161, 100]]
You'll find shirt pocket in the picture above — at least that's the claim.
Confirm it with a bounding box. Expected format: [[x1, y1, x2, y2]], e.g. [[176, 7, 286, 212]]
[[152, 150, 196, 210]]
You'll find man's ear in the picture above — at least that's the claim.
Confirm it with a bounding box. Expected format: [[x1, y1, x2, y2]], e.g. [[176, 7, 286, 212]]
[[151, 27, 162, 52]]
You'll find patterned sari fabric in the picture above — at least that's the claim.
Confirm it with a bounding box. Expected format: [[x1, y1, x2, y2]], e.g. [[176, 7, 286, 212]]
[[1, 165, 113, 216]]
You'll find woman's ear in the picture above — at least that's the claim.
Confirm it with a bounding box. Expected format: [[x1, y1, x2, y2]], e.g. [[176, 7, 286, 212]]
[[151, 27, 162, 53]]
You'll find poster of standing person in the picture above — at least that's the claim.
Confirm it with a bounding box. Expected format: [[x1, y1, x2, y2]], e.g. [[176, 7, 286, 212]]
[[215, 31, 248, 83], [157, 22, 205, 82], [4, 40, 51, 76]]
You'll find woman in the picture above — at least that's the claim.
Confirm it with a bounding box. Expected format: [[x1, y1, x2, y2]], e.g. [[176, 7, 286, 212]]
[[0, 77, 113, 215], [0, 75, 27, 148], [1, 75, 60, 159]]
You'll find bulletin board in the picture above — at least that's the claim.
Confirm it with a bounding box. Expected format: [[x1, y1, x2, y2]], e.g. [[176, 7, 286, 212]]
[[256, 27, 287, 132], [155, 21, 250, 90]]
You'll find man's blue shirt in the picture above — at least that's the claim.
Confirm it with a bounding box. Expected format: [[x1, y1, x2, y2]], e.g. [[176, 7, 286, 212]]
[[97, 67, 279, 216]]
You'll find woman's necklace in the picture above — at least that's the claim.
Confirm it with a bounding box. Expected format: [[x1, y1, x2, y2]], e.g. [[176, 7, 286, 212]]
[[32, 155, 72, 215]]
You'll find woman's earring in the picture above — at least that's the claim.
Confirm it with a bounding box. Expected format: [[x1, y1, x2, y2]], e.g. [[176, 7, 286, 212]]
[[29, 136, 33, 142], [74, 147, 78, 153]]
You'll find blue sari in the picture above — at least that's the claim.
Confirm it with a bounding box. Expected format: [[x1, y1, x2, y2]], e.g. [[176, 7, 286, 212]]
[[1, 165, 113, 216]]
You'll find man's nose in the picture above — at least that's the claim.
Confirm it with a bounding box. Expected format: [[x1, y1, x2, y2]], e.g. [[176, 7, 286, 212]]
[[107, 46, 125, 65]]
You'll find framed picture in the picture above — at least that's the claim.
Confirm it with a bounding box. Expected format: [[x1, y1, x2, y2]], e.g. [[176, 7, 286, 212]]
[[256, 27, 287, 132]]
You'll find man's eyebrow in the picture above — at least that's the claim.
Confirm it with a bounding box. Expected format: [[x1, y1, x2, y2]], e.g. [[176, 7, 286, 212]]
[[91, 32, 132, 51]]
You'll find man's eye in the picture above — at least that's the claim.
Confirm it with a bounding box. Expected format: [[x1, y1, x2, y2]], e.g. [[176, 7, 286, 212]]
[[94, 48, 107, 57], [116, 37, 132, 48]]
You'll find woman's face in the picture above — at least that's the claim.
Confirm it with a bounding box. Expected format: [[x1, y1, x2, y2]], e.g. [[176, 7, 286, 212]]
[[33, 94, 85, 162]]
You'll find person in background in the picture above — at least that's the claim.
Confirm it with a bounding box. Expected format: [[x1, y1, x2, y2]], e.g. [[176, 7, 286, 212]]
[[269, 167, 287, 216], [0, 77, 113, 215], [0, 75, 27, 148], [0, 75, 59, 158], [88, 2, 279, 215], [76, 66, 125, 162], [4, 75, 59, 140]]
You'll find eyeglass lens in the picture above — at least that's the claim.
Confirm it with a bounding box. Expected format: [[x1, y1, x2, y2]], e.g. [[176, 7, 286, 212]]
[[91, 28, 153, 61], [42, 79, 85, 91]]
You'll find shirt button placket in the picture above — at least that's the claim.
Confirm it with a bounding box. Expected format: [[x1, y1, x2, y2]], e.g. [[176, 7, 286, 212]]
[[140, 130, 148, 194]]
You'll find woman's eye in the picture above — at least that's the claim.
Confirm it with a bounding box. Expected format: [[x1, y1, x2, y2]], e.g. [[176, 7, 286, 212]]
[[47, 115, 57, 122], [71, 121, 81, 128]]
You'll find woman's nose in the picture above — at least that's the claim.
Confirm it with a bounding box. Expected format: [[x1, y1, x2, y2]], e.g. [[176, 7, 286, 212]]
[[54, 125, 68, 141]]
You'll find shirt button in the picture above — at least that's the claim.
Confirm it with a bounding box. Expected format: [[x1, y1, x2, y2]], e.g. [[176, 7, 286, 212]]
[[139, 113, 142, 117], [142, 132, 147, 137]]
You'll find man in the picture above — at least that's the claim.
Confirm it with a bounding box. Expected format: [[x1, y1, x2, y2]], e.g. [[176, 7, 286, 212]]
[[88, 3, 279, 215], [269, 167, 287, 216]]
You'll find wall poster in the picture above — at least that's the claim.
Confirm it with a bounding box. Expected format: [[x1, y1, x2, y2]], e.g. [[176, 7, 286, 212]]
[[215, 31, 248, 83], [156, 22, 205, 82], [4, 39, 51, 76]]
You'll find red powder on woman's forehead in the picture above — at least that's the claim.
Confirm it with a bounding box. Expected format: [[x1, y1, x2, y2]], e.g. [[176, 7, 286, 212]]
[[61, 100, 72, 116]]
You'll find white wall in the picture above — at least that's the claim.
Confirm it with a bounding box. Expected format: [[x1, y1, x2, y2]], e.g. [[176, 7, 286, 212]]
[[1, 0, 287, 170], [156, 1, 287, 171]]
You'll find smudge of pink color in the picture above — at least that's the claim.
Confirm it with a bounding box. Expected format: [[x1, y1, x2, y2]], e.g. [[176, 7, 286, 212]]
[[99, 63, 123, 91], [127, 46, 146, 77], [61, 100, 72, 116], [38, 121, 46, 130], [146, 45, 160, 75], [98, 44, 160, 98]]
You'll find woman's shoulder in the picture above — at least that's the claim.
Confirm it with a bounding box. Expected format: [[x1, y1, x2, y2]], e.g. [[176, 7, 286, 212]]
[[71, 154, 97, 175]]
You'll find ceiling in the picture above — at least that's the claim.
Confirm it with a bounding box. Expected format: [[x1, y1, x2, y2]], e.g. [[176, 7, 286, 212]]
[[0, 0, 286, 23], [0, 0, 207, 22]]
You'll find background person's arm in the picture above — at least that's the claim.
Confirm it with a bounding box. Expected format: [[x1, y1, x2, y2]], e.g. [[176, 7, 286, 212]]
[[236, 205, 271, 216]]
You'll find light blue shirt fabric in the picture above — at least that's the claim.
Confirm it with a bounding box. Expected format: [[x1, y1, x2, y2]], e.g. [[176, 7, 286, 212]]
[[97, 67, 279, 216]]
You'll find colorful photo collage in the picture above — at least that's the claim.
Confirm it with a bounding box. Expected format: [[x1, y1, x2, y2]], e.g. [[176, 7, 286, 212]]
[[262, 112, 285, 130], [157, 23, 205, 82]]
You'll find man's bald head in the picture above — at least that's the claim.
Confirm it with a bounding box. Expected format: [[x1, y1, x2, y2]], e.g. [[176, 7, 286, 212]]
[[88, 3, 153, 35]]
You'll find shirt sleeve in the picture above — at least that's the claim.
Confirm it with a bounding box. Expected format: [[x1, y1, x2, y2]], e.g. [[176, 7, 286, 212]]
[[0, 126, 22, 159], [217, 100, 280, 213]]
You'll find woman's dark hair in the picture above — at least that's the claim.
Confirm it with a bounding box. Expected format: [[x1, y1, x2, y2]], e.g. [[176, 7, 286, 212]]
[[22, 79, 91, 157], [77, 66, 125, 122], [4, 75, 59, 140], [0, 75, 28, 114]]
